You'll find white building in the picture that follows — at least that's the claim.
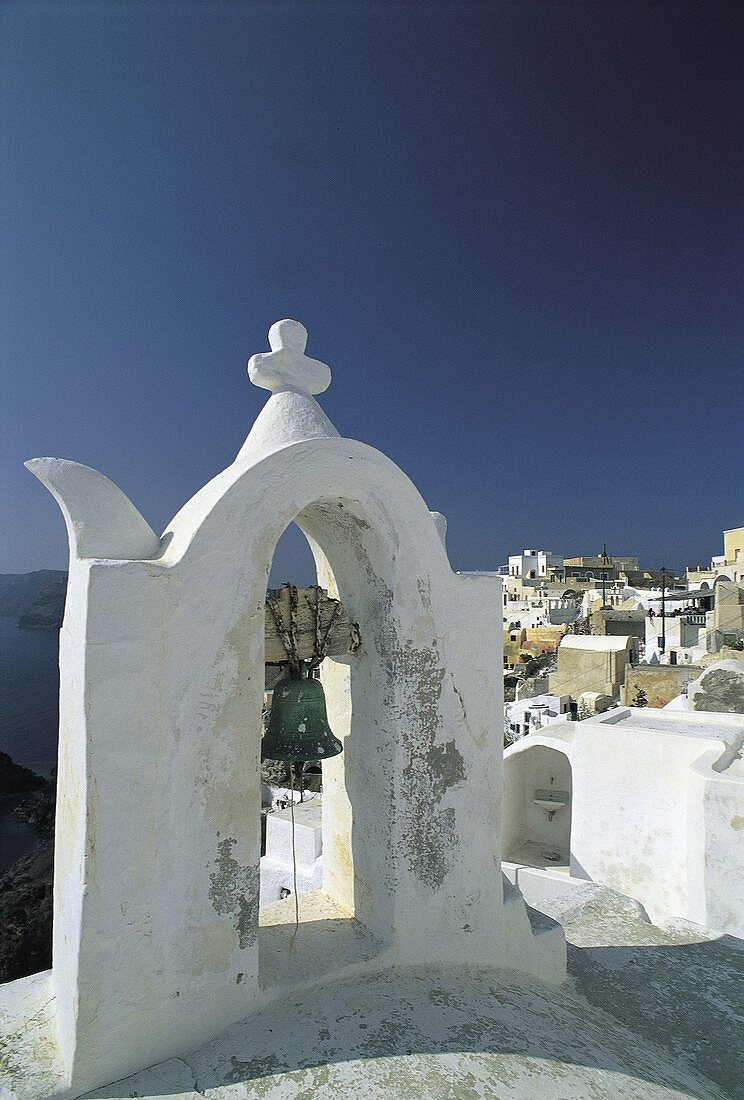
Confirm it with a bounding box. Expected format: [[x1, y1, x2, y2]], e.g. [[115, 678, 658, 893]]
[[505, 693, 572, 741], [503, 706, 744, 937], [508, 549, 564, 585], [687, 525, 744, 587], [504, 587, 579, 630]]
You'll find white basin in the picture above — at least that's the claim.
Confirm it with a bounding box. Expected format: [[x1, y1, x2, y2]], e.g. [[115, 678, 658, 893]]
[[533, 789, 569, 810]]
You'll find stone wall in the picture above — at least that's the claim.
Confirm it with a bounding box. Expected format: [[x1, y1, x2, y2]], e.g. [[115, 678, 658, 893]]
[[591, 608, 646, 639], [621, 665, 700, 708], [503, 627, 563, 670]]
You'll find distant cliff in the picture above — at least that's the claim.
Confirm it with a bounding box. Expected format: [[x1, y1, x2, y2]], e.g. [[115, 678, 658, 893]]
[[17, 582, 67, 631], [0, 755, 54, 981], [0, 840, 53, 983], [0, 571, 67, 619], [0, 751, 47, 796]]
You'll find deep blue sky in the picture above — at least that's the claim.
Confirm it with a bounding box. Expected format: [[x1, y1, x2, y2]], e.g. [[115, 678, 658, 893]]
[[2, 1, 742, 582]]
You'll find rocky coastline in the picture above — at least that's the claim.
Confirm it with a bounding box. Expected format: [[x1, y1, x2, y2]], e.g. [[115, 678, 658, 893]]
[[16, 582, 66, 631], [0, 754, 55, 983]]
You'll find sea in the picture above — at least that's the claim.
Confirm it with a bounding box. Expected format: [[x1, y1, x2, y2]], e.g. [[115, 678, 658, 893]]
[[0, 616, 59, 873]]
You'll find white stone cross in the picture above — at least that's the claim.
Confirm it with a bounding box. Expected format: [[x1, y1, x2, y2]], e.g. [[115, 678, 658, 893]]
[[248, 319, 331, 396]]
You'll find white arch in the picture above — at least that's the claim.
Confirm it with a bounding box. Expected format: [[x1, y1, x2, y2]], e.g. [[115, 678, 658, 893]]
[[18, 324, 561, 1095], [25, 437, 523, 1094]]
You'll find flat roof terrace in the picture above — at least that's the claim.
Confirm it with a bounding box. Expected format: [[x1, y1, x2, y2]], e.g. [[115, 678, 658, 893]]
[[589, 707, 744, 749]]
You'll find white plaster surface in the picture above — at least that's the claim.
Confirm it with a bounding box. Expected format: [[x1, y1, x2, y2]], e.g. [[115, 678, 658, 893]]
[[248, 319, 331, 395], [24, 459, 161, 561], [558, 634, 631, 653], [504, 707, 744, 936], [502, 731, 574, 865], [8, 320, 553, 1096], [259, 801, 323, 907], [7, 878, 738, 1100]]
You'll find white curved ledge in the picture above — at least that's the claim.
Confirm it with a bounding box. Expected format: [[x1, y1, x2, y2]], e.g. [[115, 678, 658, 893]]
[[25, 458, 161, 562]]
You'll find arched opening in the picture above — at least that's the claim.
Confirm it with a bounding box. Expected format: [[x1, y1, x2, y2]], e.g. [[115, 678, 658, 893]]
[[237, 490, 403, 986], [259, 522, 324, 909], [502, 745, 572, 872]]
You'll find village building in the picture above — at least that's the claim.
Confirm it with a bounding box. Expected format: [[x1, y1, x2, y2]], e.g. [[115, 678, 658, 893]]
[[588, 602, 647, 640], [549, 633, 636, 701], [641, 581, 744, 666], [622, 663, 704, 709], [505, 692, 572, 741], [502, 624, 565, 670], [508, 548, 564, 583], [563, 552, 638, 582], [503, 697, 744, 939], [619, 567, 685, 590], [687, 524, 744, 587]]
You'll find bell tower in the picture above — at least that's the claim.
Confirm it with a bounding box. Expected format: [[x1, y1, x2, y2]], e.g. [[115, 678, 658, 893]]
[[11, 319, 564, 1098]]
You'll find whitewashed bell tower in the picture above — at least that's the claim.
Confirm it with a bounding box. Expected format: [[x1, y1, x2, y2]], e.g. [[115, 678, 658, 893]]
[[15, 320, 563, 1097]]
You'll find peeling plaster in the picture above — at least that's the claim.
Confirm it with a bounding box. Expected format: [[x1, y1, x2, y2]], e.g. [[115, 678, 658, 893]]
[[209, 838, 259, 950], [398, 641, 465, 890]]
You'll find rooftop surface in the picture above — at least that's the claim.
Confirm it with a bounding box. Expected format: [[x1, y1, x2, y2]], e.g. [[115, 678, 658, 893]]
[[591, 707, 744, 750], [560, 634, 632, 652], [4, 876, 737, 1100]]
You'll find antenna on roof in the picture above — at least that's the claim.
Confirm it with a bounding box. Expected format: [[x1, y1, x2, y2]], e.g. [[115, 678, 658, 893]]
[[601, 544, 611, 610]]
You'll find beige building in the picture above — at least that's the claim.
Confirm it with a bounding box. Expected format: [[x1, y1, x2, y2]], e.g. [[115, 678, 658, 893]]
[[687, 525, 744, 587], [549, 634, 636, 701], [713, 579, 744, 642], [503, 625, 564, 669], [564, 554, 638, 582], [724, 526, 744, 566]]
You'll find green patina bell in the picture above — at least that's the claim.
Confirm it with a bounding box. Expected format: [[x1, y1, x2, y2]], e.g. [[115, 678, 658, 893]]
[[262, 664, 343, 763]]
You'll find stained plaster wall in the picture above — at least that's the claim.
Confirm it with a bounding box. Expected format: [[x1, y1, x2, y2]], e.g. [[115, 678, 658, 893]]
[[507, 711, 744, 935], [686, 750, 744, 935], [15, 403, 557, 1098], [570, 720, 707, 920], [74, 456, 496, 1088], [622, 665, 701, 708]]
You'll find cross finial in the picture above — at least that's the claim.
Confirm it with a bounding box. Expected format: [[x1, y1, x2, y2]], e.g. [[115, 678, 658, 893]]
[[248, 319, 331, 396]]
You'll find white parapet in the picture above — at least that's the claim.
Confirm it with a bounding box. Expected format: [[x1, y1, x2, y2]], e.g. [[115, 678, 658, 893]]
[[260, 801, 324, 907]]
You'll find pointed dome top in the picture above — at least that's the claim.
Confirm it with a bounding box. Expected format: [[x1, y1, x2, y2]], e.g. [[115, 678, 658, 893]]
[[248, 320, 331, 396]]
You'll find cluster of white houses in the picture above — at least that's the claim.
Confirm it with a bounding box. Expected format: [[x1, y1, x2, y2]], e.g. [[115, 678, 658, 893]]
[[471, 533, 744, 948], [488, 530, 744, 739]]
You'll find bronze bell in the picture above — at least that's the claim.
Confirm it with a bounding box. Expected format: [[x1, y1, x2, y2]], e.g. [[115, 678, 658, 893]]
[[262, 664, 343, 763]]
